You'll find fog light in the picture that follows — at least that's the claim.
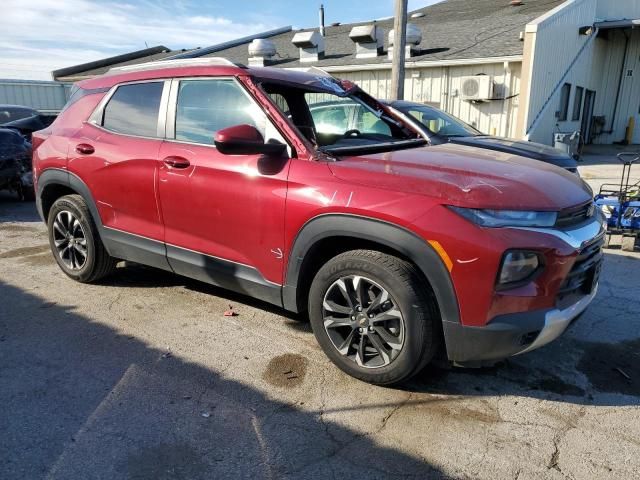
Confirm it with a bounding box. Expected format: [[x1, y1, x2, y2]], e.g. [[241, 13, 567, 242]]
[[497, 250, 541, 288]]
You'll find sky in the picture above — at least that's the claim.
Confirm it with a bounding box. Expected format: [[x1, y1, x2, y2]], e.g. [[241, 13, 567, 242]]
[[1, 0, 440, 81]]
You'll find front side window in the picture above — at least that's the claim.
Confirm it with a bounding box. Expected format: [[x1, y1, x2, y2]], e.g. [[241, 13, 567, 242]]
[[102, 82, 164, 137], [175, 79, 267, 145]]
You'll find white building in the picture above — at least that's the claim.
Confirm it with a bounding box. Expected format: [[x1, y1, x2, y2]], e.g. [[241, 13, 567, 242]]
[[518, 0, 640, 145], [53, 0, 640, 146]]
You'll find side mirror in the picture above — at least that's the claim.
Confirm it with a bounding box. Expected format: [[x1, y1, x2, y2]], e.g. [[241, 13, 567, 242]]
[[214, 124, 286, 156]]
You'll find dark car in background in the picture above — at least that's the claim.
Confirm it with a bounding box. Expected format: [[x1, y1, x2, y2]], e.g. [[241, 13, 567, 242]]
[[0, 104, 55, 201], [0, 127, 33, 200], [0, 104, 39, 124], [385, 100, 580, 175]]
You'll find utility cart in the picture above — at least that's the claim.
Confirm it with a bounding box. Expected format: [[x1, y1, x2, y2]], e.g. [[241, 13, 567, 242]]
[[594, 152, 640, 251]]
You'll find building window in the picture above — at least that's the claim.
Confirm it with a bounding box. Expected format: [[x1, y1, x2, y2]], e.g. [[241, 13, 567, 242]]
[[572, 86, 584, 121], [557, 83, 571, 121]]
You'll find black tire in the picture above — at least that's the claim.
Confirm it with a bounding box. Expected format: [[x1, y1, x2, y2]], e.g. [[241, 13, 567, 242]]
[[308, 249, 440, 385], [47, 194, 117, 282]]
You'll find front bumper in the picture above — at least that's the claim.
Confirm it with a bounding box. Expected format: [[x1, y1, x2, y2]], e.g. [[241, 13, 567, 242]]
[[443, 285, 597, 366]]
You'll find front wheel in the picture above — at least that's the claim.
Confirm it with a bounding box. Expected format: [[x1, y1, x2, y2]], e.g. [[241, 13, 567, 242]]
[[308, 250, 440, 385], [47, 194, 117, 282]]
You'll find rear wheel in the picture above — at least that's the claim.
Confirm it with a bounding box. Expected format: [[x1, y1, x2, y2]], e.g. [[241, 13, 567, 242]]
[[47, 194, 117, 282], [308, 250, 440, 385]]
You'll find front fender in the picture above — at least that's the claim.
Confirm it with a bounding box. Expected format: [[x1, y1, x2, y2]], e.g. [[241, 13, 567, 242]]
[[283, 213, 460, 326]]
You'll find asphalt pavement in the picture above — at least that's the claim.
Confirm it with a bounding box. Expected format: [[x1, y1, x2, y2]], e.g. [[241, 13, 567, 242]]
[[1, 183, 639, 479]]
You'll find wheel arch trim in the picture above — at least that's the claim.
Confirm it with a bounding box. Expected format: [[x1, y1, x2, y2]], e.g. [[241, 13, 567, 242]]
[[37, 168, 103, 229], [283, 213, 461, 325]]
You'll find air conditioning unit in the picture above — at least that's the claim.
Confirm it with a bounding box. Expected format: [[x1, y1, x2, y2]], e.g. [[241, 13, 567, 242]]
[[460, 75, 494, 101]]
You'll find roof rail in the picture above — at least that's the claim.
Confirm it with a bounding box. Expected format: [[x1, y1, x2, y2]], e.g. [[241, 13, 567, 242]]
[[106, 57, 240, 75]]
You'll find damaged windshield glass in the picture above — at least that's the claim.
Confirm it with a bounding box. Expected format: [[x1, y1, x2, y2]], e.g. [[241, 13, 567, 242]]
[[262, 81, 424, 154]]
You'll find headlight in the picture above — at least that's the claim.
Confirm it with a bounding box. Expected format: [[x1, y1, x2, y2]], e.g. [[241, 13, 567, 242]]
[[497, 250, 541, 288], [448, 206, 557, 227]]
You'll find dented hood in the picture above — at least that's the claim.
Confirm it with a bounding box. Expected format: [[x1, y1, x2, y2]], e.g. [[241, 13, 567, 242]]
[[328, 143, 591, 210]]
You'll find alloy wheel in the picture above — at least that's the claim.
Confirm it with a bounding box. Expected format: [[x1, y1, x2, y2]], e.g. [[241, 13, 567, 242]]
[[52, 210, 88, 270], [322, 275, 405, 368]]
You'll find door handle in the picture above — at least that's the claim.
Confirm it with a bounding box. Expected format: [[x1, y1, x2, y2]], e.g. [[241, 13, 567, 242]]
[[75, 143, 94, 155], [163, 156, 191, 169]]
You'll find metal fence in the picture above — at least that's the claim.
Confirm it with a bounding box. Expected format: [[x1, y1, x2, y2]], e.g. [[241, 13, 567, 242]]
[[0, 79, 72, 114]]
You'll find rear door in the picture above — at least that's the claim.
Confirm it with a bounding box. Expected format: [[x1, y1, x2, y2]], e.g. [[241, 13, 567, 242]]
[[69, 80, 170, 268], [157, 77, 291, 302]]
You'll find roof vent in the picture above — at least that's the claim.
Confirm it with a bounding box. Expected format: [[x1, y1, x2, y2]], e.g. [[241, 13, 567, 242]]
[[388, 23, 422, 60], [292, 31, 325, 63], [349, 24, 384, 59], [411, 12, 425, 18], [248, 39, 276, 66]]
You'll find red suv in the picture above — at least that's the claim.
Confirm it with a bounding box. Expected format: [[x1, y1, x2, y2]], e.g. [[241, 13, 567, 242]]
[[32, 59, 604, 385]]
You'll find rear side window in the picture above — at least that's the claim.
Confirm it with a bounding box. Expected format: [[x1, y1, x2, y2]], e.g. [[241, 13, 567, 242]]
[[102, 82, 163, 137]]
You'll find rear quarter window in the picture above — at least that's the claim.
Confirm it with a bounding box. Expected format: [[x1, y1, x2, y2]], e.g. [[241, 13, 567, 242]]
[[102, 82, 164, 137]]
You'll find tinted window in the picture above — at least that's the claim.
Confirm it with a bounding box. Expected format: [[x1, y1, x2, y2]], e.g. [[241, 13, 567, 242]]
[[557, 83, 571, 121], [572, 86, 584, 121], [175, 79, 265, 145], [102, 82, 163, 137]]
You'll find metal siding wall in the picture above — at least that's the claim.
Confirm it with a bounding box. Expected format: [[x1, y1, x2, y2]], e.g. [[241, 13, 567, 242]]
[[525, 0, 640, 145], [338, 62, 521, 138], [597, 0, 640, 19], [525, 0, 600, 144], [0, 80, 71, 113]]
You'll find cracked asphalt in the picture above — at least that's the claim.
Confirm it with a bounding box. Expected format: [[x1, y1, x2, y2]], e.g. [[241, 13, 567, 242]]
[[1, 173, 639, 479]]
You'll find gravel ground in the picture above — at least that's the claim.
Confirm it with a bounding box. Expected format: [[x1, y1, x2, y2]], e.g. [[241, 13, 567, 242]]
[[1, 166, 639, 480]]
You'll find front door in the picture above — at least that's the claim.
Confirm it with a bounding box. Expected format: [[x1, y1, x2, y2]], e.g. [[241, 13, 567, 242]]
[[157, 77, 291, 304]]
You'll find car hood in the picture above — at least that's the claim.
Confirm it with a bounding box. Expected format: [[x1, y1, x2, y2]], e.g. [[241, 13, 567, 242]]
[[328, 143, 591, 210], [449, 136, 577, 168]]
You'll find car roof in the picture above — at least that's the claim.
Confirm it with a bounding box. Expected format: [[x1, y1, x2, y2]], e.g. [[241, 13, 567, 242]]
[[386, 100, 435, 110], [77, 58, 346, 95]]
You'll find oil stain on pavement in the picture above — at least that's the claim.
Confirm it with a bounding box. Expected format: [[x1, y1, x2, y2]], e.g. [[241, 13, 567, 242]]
[[0, 244, 50, 259], [18, 253, 55, 267], [577, 338, 640, 397], [263, 353, 308, 388]]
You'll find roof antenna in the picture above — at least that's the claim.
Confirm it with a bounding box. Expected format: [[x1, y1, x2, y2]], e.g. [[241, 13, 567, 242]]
[[319, 4, 325, 36]]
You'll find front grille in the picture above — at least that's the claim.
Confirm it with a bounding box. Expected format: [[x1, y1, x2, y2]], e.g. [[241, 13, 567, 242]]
[[555, 201, 595, 228], [556, 235, 604, 309]]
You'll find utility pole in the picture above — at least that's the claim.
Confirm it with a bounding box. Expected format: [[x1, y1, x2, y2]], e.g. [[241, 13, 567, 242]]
[[391, 0, 408, 100]]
